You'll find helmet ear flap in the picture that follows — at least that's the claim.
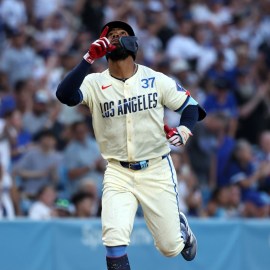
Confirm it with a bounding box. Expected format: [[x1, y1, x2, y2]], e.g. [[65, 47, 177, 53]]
[[119, 36, 138, 60], [119, 37, 138, 52]]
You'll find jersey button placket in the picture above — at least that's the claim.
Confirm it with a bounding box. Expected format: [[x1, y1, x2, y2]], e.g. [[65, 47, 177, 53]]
[[127, 117, 133, 160], [124, 82, 134, 161]]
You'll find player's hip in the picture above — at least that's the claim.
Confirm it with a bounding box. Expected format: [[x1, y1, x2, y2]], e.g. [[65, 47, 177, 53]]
[[107, 153, 170, 171], [103, 153, 177, 189]]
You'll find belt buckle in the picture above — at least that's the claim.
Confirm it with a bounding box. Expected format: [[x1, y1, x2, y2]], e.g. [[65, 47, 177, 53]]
[[128, 162, 137, 169]]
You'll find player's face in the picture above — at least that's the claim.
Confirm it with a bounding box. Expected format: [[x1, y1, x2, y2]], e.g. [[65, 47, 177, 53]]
[[107, 28, 129, 45], [107, 28, 131, 61]]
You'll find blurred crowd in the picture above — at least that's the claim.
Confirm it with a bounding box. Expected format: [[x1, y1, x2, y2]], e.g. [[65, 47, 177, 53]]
[[1, 0, 270, 220]]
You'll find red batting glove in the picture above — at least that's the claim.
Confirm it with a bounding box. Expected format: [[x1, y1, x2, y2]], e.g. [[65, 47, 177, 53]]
[[164, 124, 192, 146], [83, 26, 116, 64], [164, 125, 178, 139], [164, 125, 182, 146]]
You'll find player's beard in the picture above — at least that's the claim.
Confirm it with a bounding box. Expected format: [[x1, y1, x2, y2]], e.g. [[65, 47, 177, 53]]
[[107, 46, 131, 61]]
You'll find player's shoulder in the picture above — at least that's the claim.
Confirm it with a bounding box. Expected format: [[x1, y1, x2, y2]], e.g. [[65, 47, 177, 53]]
[[84, 69, 109, 80], [138, 64, 172, 81]]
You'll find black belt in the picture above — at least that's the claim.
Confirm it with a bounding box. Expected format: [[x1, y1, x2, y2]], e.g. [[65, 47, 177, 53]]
[[120, 154, 168, 170]]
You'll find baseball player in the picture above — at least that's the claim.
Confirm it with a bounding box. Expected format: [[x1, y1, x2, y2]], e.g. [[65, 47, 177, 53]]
[[56, 21, 206, 270]]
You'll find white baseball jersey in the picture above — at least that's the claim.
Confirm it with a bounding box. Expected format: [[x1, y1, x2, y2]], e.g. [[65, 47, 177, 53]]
[[80, 64, 190, 161]]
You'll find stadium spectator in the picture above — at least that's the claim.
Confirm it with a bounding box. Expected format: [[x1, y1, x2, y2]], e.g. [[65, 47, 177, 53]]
[[35, 98, 66, 151], [186, 112, 227, 187], [54, 198, 72, 217], [139, 21, 163, 66], [0, 71, 15, 117], [32, 0, 64, 21], [77, 179, 99, 216], [255, 131, 270, 195], [190, 0, 232, 28], [166, 18, 202, 70], [28, 184, 57, 220], [226, 139, 270, 217], [3, 109, 32, 165], [12, 129, 62, 203], [0, 0, 27, 32], [0, 161, 17, 219], [71, 190, 97, 218], [0, 117, 11, 171], [203, 77, 238, 137], [226, 184, 243, 218], [74, 0, 105, 39], [63, 121, 105, 198], [171, 58, 193, 82], [34, 11, 73, 56], [204, 186, 231, 218], [45, 51, 80, 99], [0, 28, 44, 86], [235, 73, 269, 144], [171, 150, 203, 216], [13, 79, 34, 115], [204, 49, 237, 87], [22, 90, 57, 136], [209, 112, 236, 188]]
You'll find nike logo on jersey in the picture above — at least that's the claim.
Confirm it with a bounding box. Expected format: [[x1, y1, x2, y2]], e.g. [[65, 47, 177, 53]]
[[101, 84, 112, 90]]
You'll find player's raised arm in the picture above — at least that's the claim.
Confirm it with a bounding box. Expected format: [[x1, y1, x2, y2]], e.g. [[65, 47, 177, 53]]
[[56, 26, 116, 106]]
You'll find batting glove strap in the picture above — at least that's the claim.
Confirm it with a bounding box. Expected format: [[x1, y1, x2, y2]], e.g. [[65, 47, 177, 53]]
[[83, 52, 95, 64]]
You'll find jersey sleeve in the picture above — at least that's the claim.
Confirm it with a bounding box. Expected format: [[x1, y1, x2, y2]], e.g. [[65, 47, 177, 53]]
[[159, 73, 196, 112], [79, 74, 94, 108]]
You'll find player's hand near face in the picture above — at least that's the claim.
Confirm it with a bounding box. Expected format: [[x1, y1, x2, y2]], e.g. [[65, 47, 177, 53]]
[[84, 26, 116, 64], [164, 125, 192, 146]]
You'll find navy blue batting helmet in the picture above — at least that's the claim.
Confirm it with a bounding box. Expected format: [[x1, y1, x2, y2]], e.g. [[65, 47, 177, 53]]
[[101, 21, 138, 60], [101, 21, 135, 37]]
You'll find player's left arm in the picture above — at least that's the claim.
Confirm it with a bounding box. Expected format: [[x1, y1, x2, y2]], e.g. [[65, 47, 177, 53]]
[[164, 105, 201, 146], [160, 75, 206, 146]]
